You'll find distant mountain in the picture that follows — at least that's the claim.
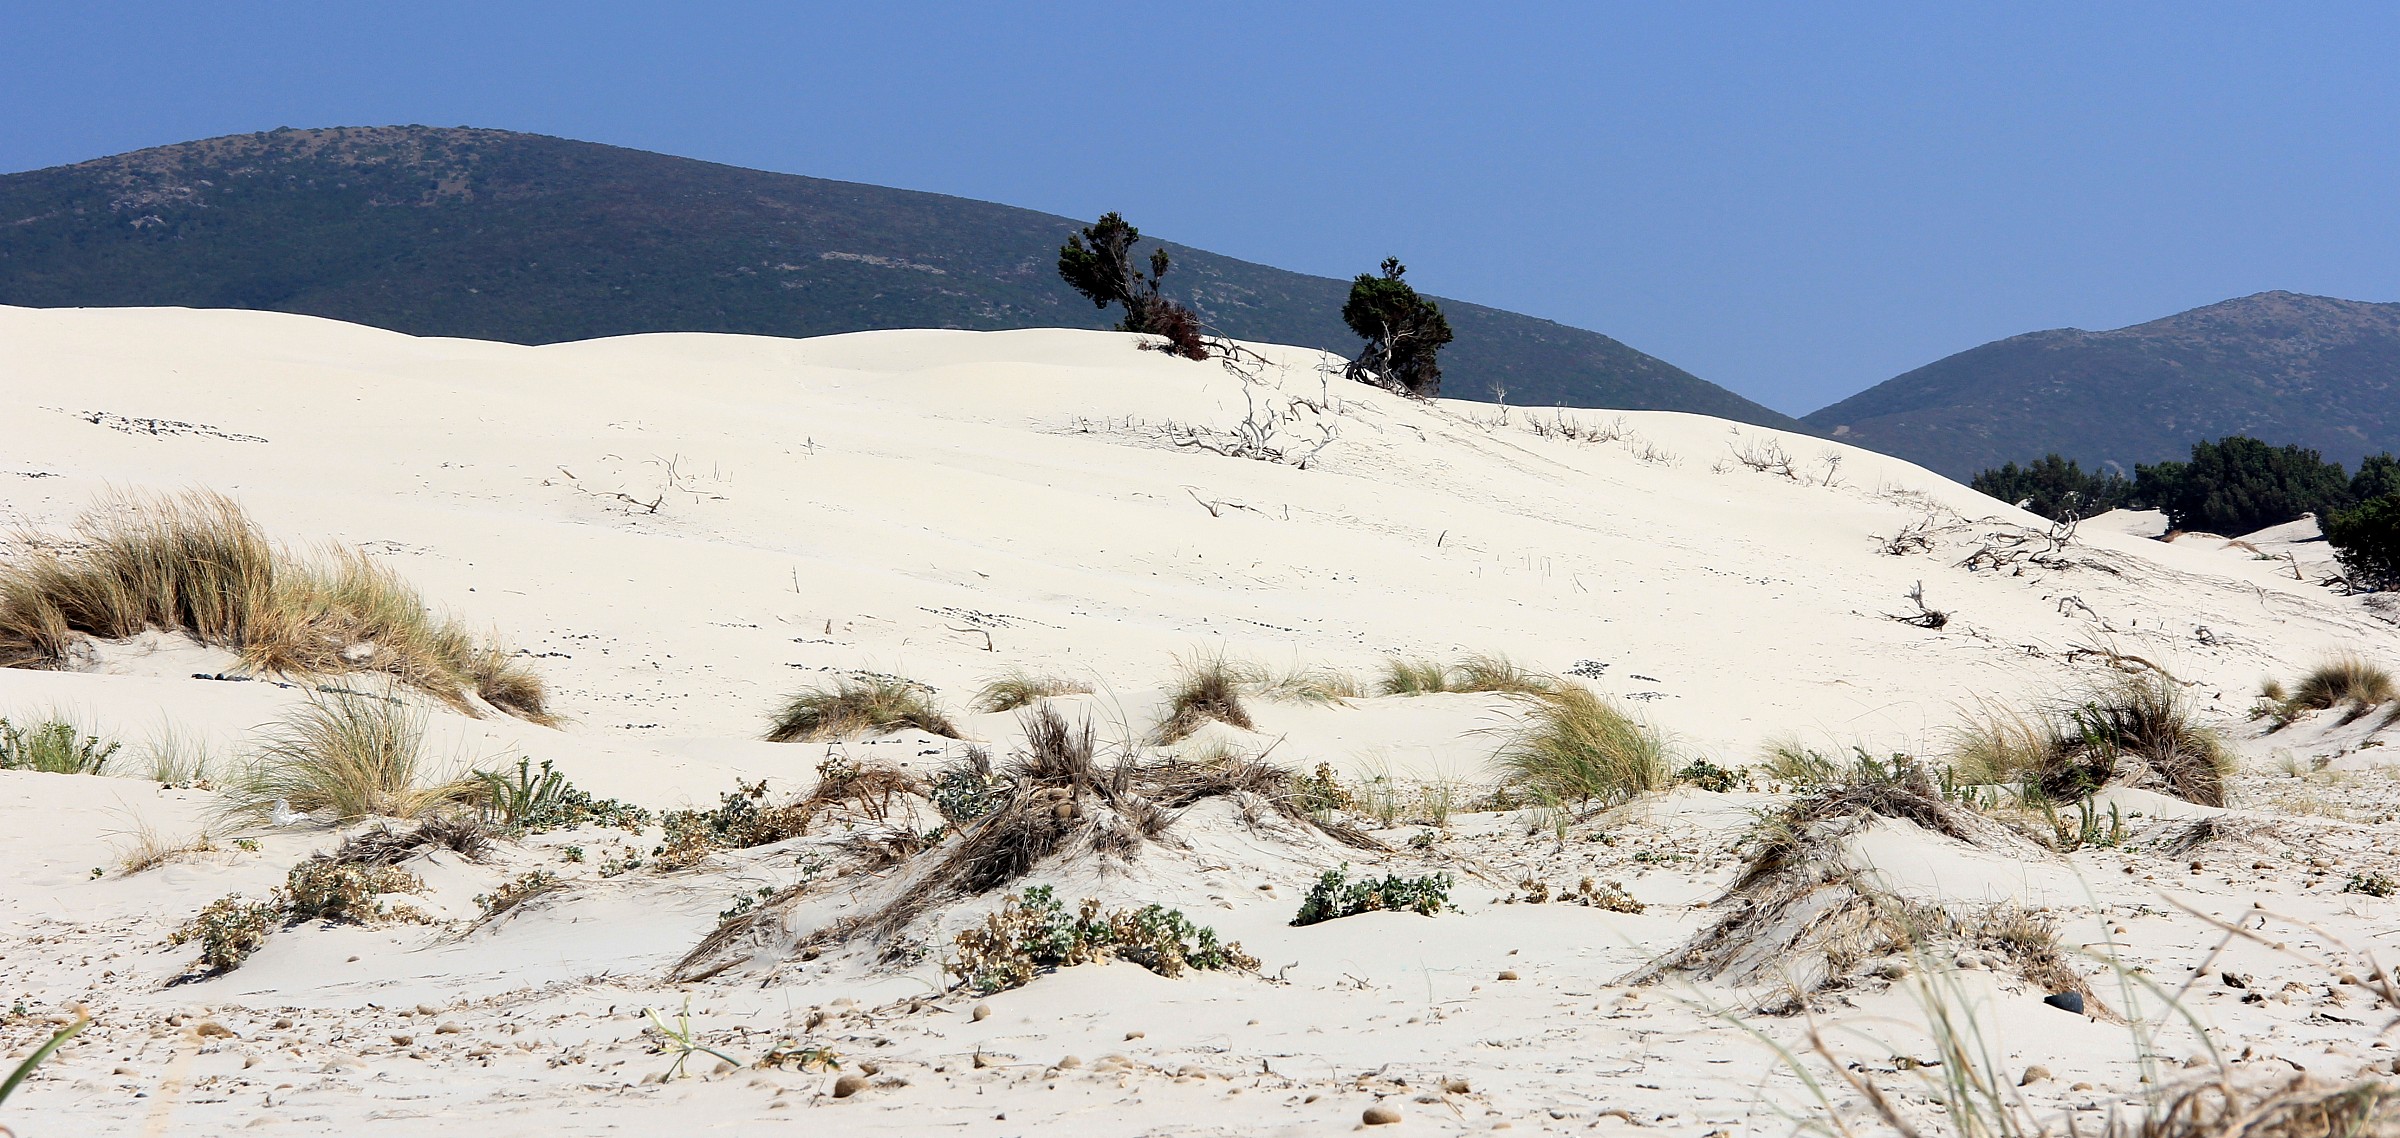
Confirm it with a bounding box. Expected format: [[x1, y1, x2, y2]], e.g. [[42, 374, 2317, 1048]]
[[0, 126, 1801, 429], [1804, 291, 2400, 480]]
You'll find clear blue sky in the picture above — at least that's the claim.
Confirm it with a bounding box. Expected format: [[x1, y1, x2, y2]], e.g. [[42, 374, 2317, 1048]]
[[6, 2, 2396, 415]]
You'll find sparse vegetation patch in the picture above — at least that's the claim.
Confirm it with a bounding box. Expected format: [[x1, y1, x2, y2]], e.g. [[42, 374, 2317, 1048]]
[[1292, 865, 1453, 926], [948, 885, 1256, 994]]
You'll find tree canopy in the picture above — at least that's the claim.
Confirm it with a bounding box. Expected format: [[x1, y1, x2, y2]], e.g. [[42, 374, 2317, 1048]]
[[1342, 258, 1454, 398], [1968, 454, 2134, 521]]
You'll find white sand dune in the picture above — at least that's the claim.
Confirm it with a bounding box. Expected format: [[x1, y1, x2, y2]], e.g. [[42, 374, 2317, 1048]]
[[3, 306, 2397, 1135]]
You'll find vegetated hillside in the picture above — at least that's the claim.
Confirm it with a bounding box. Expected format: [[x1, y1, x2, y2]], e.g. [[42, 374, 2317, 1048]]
[[1803, 291, 2400, 480], [0, 125, 1800, 429]]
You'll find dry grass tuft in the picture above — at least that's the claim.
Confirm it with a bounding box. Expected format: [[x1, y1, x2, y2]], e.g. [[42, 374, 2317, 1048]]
[[1247, 663, 1363, 704], [1377, 657, 1454, 695], [225, 690, 478, 822], [2282, 654, 2396, 723], [0, 491, 550, 721], [1950, 674, 2230, 806], [766, 675, 960, 742], [1155, 652, 1256, 743], [334, 815, 493, 866], [971, 670, 1093, 713], [1377, 653, 1553, 697], [1495, 684, 1670, 813]]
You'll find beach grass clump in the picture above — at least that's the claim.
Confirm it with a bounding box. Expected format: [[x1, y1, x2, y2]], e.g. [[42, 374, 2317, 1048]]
[[226, 691, 478, 822], [1955, 674, 2230, 806], [1155, 651, 1257, 743], [1291, 864, 1453, 926], [1496, 685, 1670, 810], [766, 675, 960, 742], [0, 491, 550, 721], [0, 715, 120, 774], [971, 670, 1093, 713], [1248, 663, 1364, 704], [2281, 654, 2396, 723], [947, 884, 1256, 994], [1377, 653, 1553, 697], [1377, 657, 1455, 695]]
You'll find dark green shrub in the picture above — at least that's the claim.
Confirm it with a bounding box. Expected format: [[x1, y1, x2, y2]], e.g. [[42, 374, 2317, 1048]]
[[1968, 454, 2133, 521], [2326, 494, 2400, 591], [1342, 258, 1454, 398], [1291, 864, 1453, 926], [1056, 212, 1208, 359], [2133, 436, 2352, 535]]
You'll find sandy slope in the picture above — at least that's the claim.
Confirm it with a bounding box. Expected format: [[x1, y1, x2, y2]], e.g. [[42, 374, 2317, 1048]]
[[3, 306, 2398, 1136]]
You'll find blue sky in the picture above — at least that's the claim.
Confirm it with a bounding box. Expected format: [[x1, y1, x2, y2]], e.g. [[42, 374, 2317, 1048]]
[[5, 2, 2396, 414]]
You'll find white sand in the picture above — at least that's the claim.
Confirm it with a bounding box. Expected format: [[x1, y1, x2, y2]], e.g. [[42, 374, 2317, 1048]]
[[2, 306, 2396, 1135]]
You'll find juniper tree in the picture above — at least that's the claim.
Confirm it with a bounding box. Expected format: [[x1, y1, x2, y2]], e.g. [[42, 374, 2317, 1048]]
[[1057, 212, 1207, 359], [1342, 258, 1453, 398]]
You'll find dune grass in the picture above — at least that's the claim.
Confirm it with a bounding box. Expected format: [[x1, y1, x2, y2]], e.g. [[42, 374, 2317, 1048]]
[[1247, 663, 1364, 704], [226, 690, 477, 822], [766, 675, 961, 742], [1496, 684, 1669, 812], [2283, 654, 2396, 723], [0, 491, 550, 722], [1155, 651, 1257, 743], [1949, 674, 2230, 806], [1376, 653, 1553, 697], [971, 670, 1093, 714]]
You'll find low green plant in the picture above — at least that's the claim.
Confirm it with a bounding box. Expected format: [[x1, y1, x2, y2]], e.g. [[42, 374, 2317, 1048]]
[[1292, 864, 1454, 926], [167, 896, 278, 972], [474, 870, 563, 921], [645, 1000, 743, 1081], [2346, 871, 2398, 898], [0, 716, 119, 774], [1291, 762, 1355, 815], [473, 757, 650, 832], [948, 885, 1257, 994], [282, 859, 425, 923], [928, 746, 1002, 823], [655, 779, 809, 869], [1676, 757, 1745, 793]]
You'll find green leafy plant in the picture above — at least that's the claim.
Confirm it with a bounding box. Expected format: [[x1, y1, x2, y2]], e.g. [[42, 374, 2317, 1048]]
[[474, 757, 650, 833], [2346, 871, 2397, 898], [645, 1000, 743, 1081], [474, 871, 562, 922], [0, 716, 120, 774], [948, 885, 1257, 994], [1676, 758, 1745, 793], [1292, 864, 1453, 926], [282, 859, 425, 923], [167, 896, 278, 972]]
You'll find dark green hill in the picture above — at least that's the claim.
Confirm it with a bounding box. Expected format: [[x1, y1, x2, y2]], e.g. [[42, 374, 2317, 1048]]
[[1804, 291, 2400, 480], [0, 126, 1799, 429]]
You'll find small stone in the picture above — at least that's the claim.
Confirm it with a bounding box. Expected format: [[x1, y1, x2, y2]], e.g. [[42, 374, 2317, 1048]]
[[389, 1034, 414, 1046], [1124, 1030, 1144, 1040], [1057, 1055, 1082, 1069], [832, 1073, 869, 1098], [273, 1018, 293, 1029], [1496, 970, 1520, 981], [2020, 1065, 2052, 1086], [856, 1061, 880, 1075], [2183, 1055, 2210, 1069], [193, 1021, 236, 1039], [971, 1004, 991, 1022], [713, 1060, 736, 1076], [1442, 1076, 1471, 1094], [1363, 1103, 1403, 1125], [2072, 1081, 2095, 1091], [415, 1004, 439, 1017], [972, 1052, 995, 1068], [435, 1022, 463, 1035], [2043, 992, 2086, 1015]]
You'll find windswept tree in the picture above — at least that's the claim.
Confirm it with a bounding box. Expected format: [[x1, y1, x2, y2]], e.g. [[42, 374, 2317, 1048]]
[[1056, 212, 1207, 359], [1342, 258, 1453, 398]]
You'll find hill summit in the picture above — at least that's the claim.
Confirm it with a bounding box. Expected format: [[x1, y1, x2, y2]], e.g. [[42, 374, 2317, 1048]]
[[0, 125, 1800, 429], [1804, 290, 2400, 479]]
